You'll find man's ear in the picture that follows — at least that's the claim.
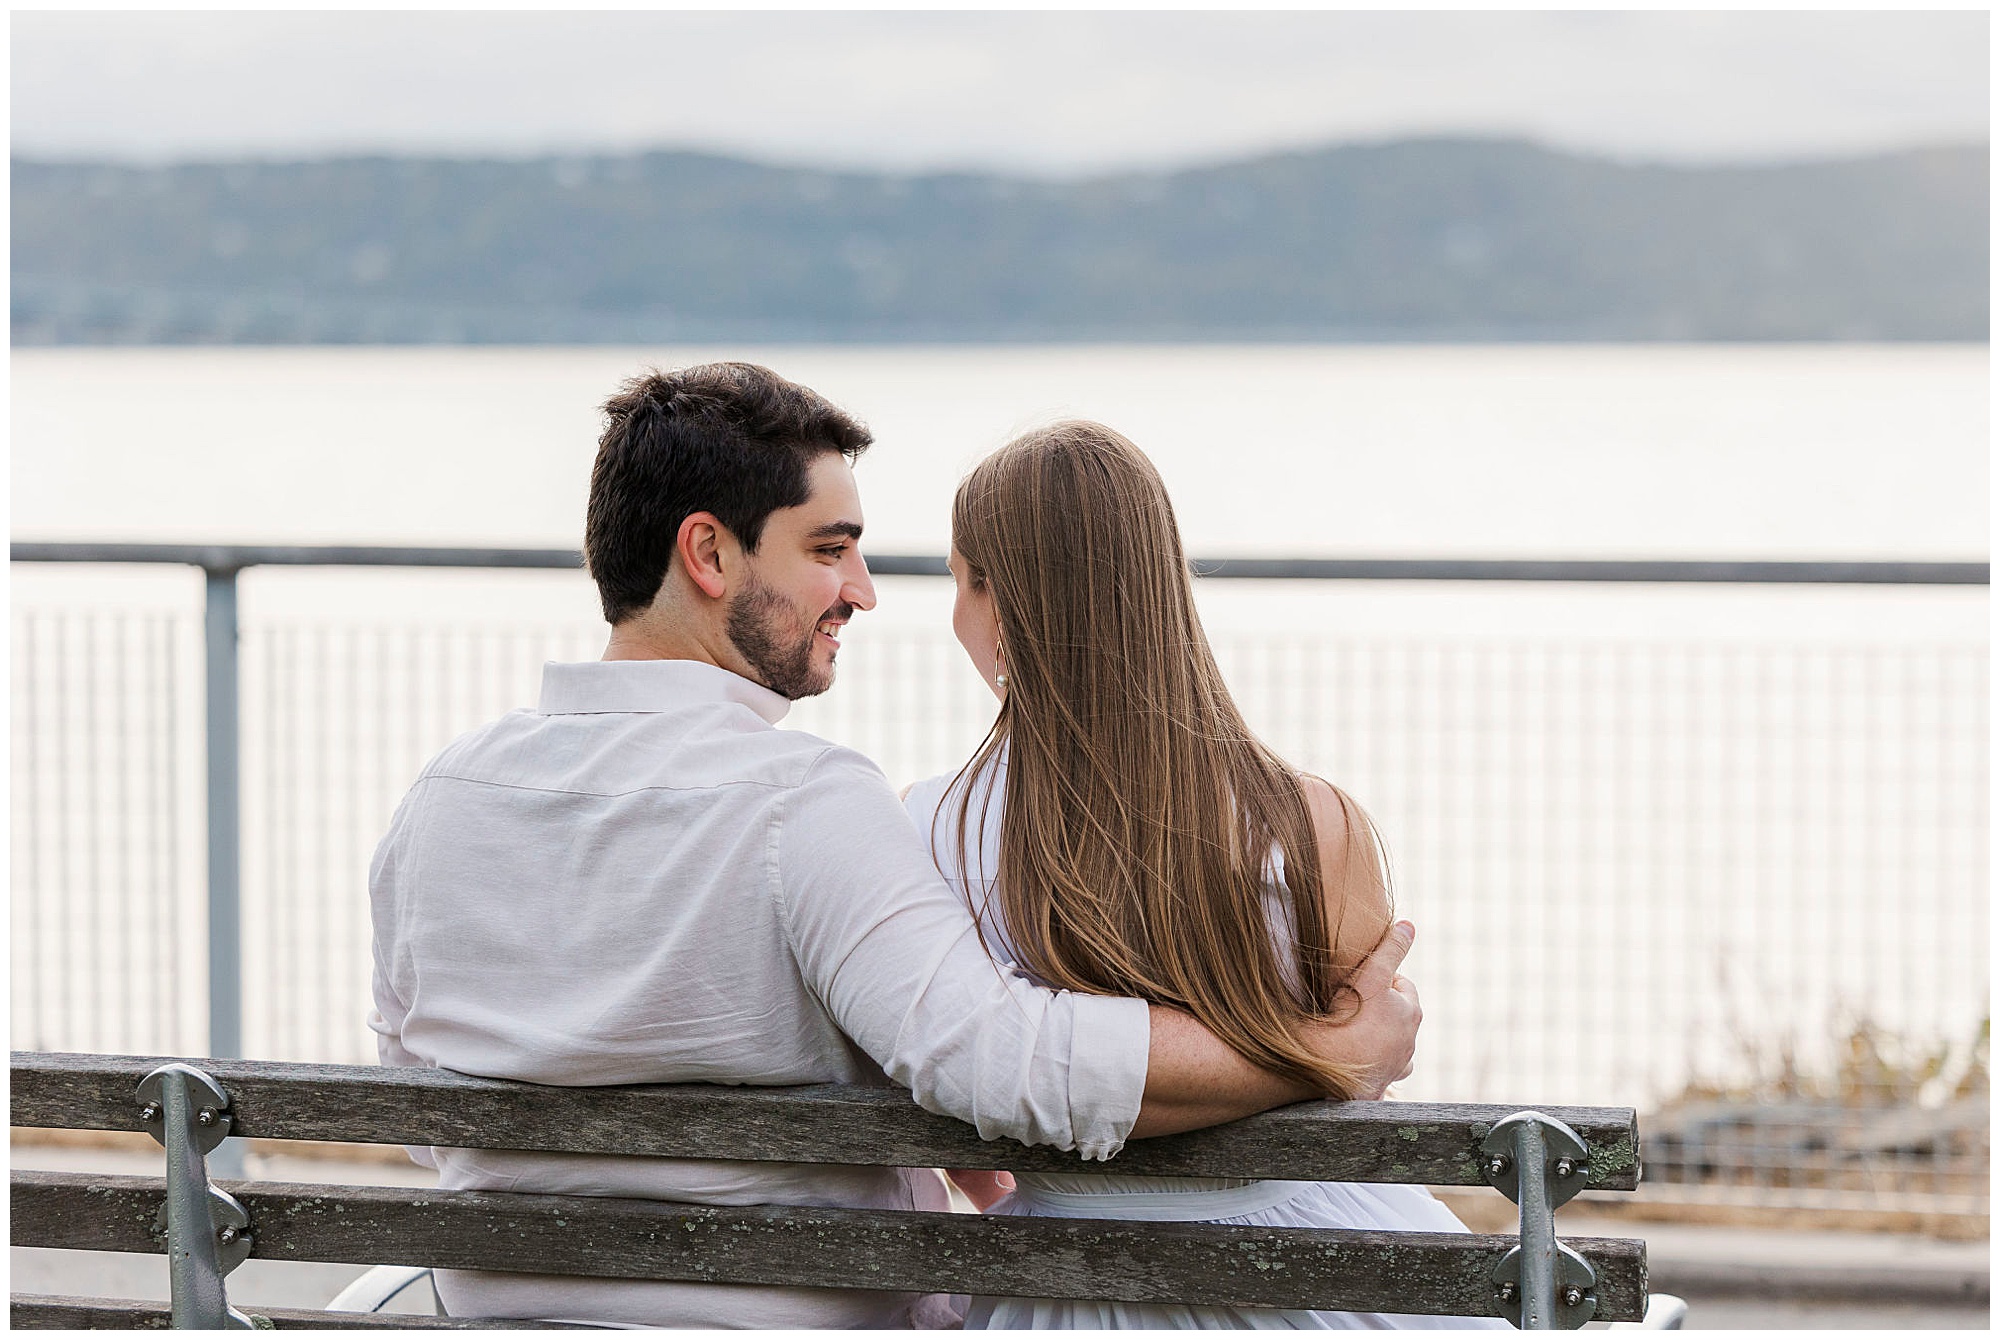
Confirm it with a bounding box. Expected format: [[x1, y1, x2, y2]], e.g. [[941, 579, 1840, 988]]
[[675, 512, 736, 600]]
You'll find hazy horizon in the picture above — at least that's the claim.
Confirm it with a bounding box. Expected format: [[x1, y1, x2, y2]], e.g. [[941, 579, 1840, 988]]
[[12, 11, 1987, 176], [11, 130, 1990, 179]]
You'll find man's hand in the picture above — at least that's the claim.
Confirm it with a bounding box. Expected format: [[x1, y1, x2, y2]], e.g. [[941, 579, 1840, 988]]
[[1306, 919, 1421, 1100]]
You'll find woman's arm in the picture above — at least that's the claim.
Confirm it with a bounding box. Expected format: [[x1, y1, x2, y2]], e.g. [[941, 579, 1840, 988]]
[[1097, 779, 1419, 1134], [1133, 917, 1418, 1128], [1301, 776, 1396, 985], [1289, 776, 1420, 1100]]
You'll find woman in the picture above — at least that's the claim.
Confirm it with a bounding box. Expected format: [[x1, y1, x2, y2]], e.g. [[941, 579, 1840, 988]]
[[904, 421, 1503, 1329]]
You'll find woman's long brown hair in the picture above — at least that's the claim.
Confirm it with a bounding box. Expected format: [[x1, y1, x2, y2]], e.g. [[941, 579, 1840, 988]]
[[949, 420, 1390, 1098]]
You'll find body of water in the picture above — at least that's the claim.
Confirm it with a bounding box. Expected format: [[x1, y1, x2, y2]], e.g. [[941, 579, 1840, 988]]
[[13, 342, 1989, 556], [14, 342, 1986, 641]]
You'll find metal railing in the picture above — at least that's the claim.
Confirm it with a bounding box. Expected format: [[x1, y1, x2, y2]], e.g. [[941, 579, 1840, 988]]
[[10, 542, 1990, 1215]]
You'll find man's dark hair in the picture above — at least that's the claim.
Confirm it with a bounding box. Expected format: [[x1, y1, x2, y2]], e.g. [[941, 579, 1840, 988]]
[[585, 363, 871, 624]]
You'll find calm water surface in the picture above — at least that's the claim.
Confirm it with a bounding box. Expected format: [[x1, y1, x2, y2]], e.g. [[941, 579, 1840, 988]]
[[12, 343, 1988, 555], [12, 343, 1987, 640]]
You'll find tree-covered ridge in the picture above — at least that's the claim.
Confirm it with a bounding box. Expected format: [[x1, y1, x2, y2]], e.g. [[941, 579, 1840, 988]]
[[12, 137, 1988, 343]]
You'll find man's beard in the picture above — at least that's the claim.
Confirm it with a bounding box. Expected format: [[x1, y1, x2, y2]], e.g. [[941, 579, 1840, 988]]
[[726, 574, 846, 701]]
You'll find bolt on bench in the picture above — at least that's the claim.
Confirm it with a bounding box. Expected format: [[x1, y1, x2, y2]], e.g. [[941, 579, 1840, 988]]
[[11, 1051, 1675, 1330]]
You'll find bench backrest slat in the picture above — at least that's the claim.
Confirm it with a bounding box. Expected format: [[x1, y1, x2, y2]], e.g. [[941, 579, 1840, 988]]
[[10, 1051, 1641, 1190], [9, 1294, 573, 1330], [11, 1170, 1649, 1320]]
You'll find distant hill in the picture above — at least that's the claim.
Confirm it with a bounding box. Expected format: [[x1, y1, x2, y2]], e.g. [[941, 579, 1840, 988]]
[[11, 138, 1988, 344]]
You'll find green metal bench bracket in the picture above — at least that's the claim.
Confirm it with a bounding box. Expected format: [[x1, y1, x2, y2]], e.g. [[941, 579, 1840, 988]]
[[1481, 1110, 1596, 1329], [137, 1063, 255, 1329]]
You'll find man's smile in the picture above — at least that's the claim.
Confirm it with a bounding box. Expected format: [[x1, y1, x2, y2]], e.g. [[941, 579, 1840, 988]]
[[816, 603, 856, 651]]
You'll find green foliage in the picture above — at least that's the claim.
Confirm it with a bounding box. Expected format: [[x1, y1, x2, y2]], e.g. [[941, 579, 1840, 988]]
[[1672, 1012, 1989, 1109], [1648, 1015, 1988, 1205]]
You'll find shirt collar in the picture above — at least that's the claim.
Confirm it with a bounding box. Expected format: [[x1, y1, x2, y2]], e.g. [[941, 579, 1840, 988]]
[[536, 659, 792, 725]]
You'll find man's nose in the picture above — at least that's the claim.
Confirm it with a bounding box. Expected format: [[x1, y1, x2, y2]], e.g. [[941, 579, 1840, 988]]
[[844, 552, 878, 612]]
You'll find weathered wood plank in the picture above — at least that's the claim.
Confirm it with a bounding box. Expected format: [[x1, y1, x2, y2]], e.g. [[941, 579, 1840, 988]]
[[10, 1051, 1641, 1189], [10, 1171, 1648, 1320], [8, 1294, 581, 1329], [11, 1296, 181, 1331]]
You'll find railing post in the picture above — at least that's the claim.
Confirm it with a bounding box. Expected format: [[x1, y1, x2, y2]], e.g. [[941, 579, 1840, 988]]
[[202, 564, 243, 1067], [196, 561, 252, 1181]]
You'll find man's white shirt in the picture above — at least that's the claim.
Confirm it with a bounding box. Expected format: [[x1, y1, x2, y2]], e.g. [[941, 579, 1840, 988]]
[[367, 657, 1149, 1327]]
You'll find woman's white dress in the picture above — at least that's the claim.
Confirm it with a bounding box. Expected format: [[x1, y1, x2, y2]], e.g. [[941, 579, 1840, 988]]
[[903, 756, 1507, 1330]]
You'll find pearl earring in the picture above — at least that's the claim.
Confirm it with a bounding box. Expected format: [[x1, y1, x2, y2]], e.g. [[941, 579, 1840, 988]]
[[994, 672, 1009, 690]]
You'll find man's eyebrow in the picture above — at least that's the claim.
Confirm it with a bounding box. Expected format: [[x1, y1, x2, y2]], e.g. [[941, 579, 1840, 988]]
[[807, 521, 864, 542]]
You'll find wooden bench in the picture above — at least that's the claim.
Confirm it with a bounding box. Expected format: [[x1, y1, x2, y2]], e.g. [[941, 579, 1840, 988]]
[[11, 1050, 1666, 1330]]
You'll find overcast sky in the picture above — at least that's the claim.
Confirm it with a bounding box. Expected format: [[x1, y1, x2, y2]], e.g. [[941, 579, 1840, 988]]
[[11, 10, 1989, 175]]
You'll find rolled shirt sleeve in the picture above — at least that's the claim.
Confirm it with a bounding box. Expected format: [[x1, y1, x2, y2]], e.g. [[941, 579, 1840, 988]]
[[775, 746, 1149, 1159], [366, 810, 438, 1170]]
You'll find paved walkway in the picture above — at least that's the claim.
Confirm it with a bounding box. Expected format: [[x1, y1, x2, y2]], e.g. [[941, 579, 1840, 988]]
[[1558, 1207, 1988, 1329], [13, 1140, 1989, 1328]]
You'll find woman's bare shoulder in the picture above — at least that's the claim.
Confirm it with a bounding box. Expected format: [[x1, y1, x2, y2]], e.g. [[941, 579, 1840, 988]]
[[1297, 774, 1368, 854]]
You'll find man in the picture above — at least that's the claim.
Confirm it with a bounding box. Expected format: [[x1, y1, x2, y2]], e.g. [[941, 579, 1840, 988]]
[[369, 362, 1420, 1327]]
